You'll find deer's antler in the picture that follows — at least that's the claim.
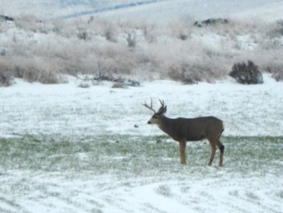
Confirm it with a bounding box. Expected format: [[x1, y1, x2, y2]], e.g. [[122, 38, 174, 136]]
[[159, 99, 165, 107], [142, 99, 156, 113], [157, 99, 166, 114]]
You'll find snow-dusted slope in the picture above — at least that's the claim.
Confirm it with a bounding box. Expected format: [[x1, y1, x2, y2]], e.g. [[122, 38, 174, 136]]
[[100, 0, 283, 22], [2, 0, 283, 21]]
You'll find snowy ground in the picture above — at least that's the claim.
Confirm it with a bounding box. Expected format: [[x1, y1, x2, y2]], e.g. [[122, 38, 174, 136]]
[[1, 75, 282, 138], [0, 76, 283, 213], [1, 0, 283, 212]]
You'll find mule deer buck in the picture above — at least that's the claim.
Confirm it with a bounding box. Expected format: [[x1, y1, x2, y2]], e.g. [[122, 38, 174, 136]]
[[142, 100, 224, 166]]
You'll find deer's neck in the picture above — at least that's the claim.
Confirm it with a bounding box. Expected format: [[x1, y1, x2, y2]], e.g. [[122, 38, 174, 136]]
[[158, 116, 184, 141], [158, 116, 174, 137]]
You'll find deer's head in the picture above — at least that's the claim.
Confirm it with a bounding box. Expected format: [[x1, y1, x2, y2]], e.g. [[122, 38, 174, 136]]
[[142, 99, 167, 125]]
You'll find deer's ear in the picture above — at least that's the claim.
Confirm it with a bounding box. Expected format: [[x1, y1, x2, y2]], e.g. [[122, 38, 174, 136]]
[[163, 106, 167, 114]]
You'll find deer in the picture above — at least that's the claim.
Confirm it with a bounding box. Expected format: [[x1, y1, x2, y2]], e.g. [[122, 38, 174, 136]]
[[142, 99, 225, 166]]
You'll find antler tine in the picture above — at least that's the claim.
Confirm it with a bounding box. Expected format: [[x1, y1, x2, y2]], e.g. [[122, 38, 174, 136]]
[[159, 99, 165, 107], [142, 99, 156, 113], [156, 99, 167, 114]]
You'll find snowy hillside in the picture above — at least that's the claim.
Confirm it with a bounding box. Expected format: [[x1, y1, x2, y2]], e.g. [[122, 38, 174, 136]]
[[2, 0, 283, 21], [1, 1, 283, 86], [1, 1, 283, 213]]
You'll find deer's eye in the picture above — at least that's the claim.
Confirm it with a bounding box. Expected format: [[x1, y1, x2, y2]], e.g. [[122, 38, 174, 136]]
[[153, 115, 159, 119]]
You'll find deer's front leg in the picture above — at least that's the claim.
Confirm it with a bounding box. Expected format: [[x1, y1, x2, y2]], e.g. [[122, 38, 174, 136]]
[[179, 141, 186, 165]]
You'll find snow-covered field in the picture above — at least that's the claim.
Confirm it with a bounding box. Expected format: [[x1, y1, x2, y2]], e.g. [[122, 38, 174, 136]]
[[1, 75, 283, 138], [0, 75, 283, 213], [1, 0, 283, 212]]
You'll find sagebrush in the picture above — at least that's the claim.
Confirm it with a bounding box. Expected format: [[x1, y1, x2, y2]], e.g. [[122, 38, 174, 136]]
[[0, 15, 282, 85], [229, 60, 263, 84]]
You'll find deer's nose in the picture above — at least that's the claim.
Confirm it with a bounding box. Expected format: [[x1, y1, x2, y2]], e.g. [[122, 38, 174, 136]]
[[147, 121, 152, 124]]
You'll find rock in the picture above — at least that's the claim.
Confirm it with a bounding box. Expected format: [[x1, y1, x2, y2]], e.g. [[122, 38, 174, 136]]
[[194, 18, 228, 27]]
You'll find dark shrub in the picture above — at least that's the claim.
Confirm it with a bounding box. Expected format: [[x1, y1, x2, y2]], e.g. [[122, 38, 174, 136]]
[[194, 18, 228, 27], [0, 61, 14, 86], [0, 71, 13, 87], [229, 61, 263, 84]]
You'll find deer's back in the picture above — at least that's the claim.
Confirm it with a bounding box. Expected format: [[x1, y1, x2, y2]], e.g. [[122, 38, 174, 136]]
[[170, 116, 224, 141]]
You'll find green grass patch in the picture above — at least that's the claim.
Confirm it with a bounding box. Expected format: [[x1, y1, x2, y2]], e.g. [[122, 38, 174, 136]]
[[0, 135, 282, 178]]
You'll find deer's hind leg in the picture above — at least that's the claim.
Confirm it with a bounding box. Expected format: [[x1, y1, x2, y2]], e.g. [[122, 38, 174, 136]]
[[208, 140, 216, 166], [216, 141, 224, 167]]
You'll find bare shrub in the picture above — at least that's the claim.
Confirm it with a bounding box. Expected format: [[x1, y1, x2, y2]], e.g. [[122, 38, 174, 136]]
[[263, 20, 283, 38], [141, 23, 158, 43], [78, 31, 90, 41], [14, 15, 43, 32], [76, 19, 93, 41], [93, 57, 117, 77], [229, 60, 263, 84], [99, 20, 118, 42], [2, 14, 282, 84], [211, 18, 274, 41], [264, 62, 283, 81], [40, 38, 96, 75], [168, 63, 196, 84], [0, 60, 14, 86], [8, 41, 31, 57], [167, 60, 226, 84], [52, 18, 90, 39], [12, 57, 62, 84], [253, 48, 283, 80], [94, 44, 137, 76], [168, 20, 192, 40], [126, 32, 137, 48], [84, 18, 120, 42], [271, 69, 283, 82], [105, 29, 115, 42], [0, 72, 13, 86], [52, 18, 70, 35], [221, 19, 259, 35]]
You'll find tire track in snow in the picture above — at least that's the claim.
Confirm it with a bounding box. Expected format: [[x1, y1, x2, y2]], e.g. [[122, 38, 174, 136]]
[[227, 191, 281, 213], [34, 184, 105, 213], [0, 196, 23, 213], [0, 173, 282, 213], [133, 180, 283, 213]]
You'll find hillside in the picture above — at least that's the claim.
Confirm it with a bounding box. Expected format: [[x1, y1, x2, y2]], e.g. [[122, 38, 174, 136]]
[[0, 1, 283, 213], [2, 0, 283, 21], [1, 0, 283, 85]]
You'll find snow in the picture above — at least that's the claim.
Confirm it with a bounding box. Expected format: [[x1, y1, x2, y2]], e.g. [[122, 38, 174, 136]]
[[1, 74, 282, 138], [99, 0, 283, 23], [1, 1, 283, 213], [0, 170, 282, 213], [1, 75, 283, 213]]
